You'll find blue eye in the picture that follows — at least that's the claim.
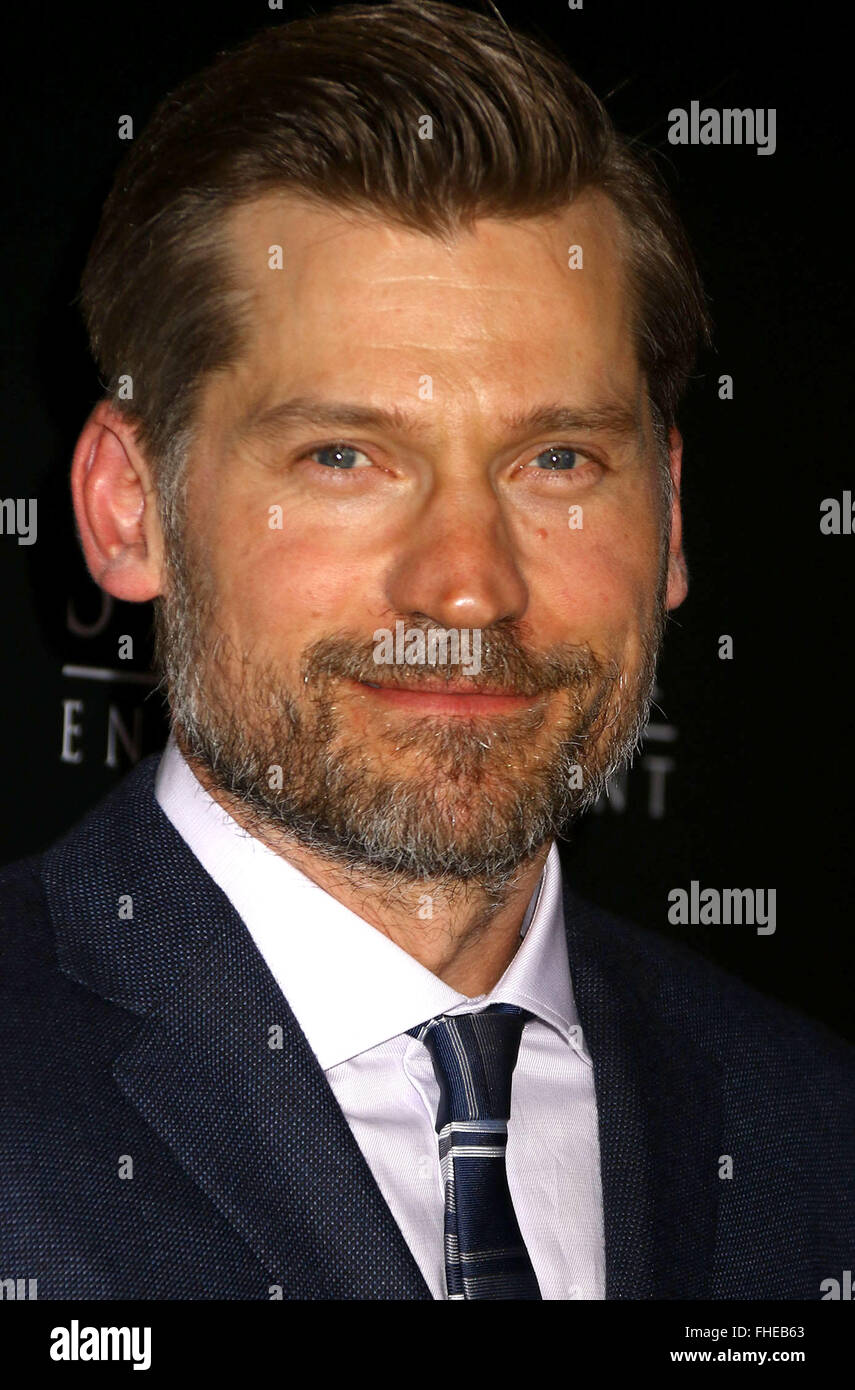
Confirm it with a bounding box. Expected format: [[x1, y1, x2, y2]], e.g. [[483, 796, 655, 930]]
[[311, 444, 368, 469], [533, 447, 580, 470]]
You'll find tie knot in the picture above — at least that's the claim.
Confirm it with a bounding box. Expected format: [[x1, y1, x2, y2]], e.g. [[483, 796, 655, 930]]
[[407, 1003, 531, 1130]]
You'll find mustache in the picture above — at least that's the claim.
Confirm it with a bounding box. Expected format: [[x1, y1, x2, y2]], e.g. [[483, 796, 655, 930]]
[[300, 620, 618, 698]]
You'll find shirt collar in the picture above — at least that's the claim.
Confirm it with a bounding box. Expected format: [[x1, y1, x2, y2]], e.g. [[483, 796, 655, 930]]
[[155, 731, 583, 1068]]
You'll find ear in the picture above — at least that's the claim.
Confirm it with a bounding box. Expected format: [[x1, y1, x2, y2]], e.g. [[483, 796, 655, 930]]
[[70, 402, 166, 602], [664, 426, 688, 611]]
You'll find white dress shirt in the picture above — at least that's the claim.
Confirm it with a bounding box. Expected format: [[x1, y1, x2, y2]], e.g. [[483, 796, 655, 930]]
[[155, 731, 605, 1299]]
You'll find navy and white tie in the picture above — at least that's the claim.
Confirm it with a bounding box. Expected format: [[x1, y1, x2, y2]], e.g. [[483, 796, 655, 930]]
[[407, 1002, 542, 1300]]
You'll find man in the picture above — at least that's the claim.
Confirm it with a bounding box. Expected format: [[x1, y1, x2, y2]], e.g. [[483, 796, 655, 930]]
[[1, 0, 851, 1301]]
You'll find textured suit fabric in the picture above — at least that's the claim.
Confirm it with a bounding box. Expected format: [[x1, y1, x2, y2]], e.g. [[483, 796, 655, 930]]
[[0, 751, 852, 1300]]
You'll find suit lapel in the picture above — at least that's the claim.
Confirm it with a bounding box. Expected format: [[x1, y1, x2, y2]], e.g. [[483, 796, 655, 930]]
[[111, 916, 431, 1299], [43, 754, 431, 1300], [560, 871, 725, 1299]]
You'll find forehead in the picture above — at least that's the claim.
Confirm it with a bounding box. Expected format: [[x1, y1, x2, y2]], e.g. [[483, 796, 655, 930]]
[[210, 189, 640, 431]]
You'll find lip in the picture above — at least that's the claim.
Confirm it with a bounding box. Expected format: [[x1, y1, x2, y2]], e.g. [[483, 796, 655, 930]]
[[346, 678, 543, 716]]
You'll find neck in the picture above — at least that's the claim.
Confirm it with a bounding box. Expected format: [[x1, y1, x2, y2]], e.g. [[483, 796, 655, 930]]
[[180, 746, 550, 996]]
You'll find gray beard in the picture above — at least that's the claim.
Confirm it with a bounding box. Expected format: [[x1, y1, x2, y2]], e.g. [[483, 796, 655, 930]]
[[153, 528, 666, 893]]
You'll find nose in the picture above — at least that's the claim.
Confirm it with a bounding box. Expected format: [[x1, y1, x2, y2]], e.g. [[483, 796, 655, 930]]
[[383, 477, 529, 631]]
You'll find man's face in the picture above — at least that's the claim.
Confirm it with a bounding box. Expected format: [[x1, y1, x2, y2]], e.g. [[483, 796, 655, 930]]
[[156, 190, 682, 885]]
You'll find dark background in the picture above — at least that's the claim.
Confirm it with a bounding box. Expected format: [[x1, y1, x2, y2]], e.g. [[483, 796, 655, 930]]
[[1, 1, 851, 1037]]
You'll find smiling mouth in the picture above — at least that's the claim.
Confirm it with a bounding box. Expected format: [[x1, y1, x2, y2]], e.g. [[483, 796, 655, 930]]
[[348, 678, 544, 714]]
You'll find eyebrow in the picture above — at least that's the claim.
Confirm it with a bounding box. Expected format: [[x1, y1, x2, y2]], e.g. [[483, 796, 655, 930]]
[[233, 394, 643, 448]]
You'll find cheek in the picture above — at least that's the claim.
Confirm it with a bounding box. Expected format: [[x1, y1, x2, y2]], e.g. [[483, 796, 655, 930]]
[[535, 522, 660, 648], [207, 504, 380, 651]]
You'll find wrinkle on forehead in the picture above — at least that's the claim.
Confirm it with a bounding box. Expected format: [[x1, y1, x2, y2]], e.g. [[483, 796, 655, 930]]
[[358, 276, 530, 290], [215, 188, 639, 417], [225, 185, 628, 283]]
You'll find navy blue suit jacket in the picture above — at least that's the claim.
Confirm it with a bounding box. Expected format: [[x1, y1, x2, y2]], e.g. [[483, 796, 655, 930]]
[[1, 752, 852, 1299]]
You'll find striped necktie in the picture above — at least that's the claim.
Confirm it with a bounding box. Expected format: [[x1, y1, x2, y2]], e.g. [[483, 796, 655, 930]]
[[407, 1002, 542, 1300]]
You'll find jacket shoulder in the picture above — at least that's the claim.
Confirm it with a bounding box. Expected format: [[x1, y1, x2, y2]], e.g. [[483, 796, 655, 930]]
[[0, 753, 166, 999], [563, 883, 855, 1077], [0, 852, 55, 965]]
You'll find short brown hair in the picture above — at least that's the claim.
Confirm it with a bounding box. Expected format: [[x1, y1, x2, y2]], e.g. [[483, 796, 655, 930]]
[[79, 0, 711, 531]]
